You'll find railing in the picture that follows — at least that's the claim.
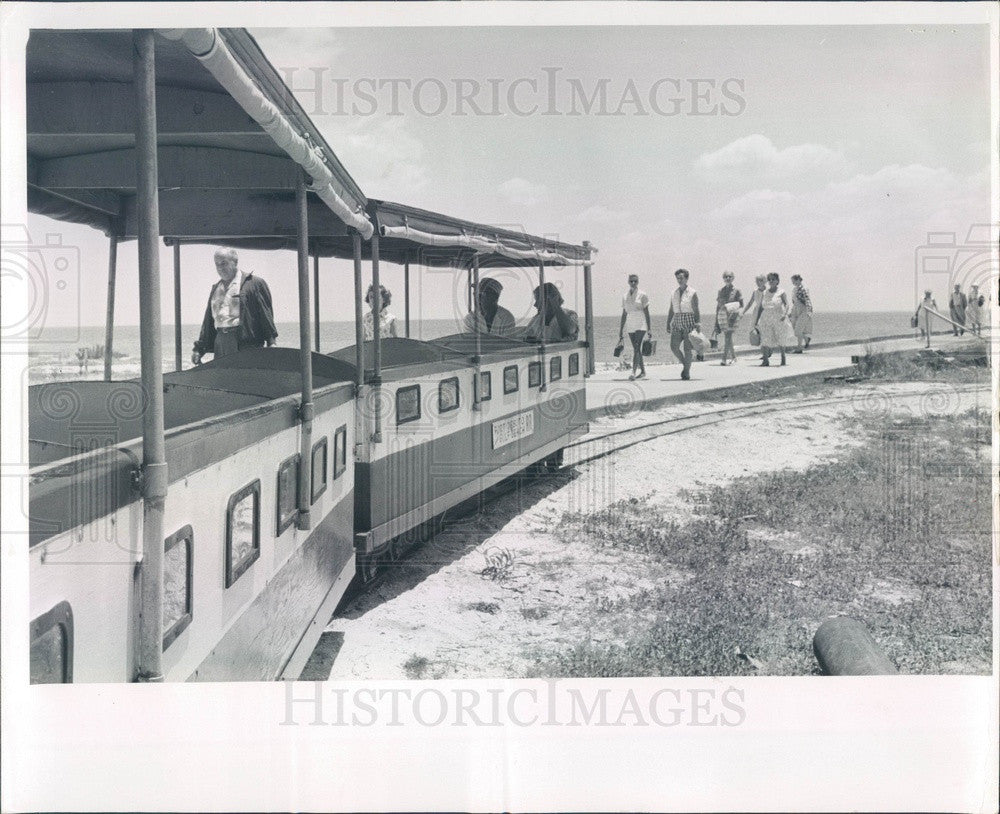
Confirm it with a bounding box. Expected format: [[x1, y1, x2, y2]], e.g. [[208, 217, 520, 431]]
[[917, 304, 989, 348]]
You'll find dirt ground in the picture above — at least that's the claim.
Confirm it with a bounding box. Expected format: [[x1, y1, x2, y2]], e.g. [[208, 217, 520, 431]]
[[320, 381, 991, 680]]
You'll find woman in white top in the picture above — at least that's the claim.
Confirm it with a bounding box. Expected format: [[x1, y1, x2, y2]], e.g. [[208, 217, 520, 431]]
[[362, 284, 399, 340], [753, 272, 793, 366], [618, 274, 652, 379], [666, 268, 700, 380]]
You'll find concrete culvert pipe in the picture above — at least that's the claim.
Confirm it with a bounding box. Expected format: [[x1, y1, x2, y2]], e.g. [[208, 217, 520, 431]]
[[813, 616, 899, 676]]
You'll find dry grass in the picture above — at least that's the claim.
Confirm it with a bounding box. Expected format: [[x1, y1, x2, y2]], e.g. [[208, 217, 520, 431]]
[[532, 407, 992, 676]]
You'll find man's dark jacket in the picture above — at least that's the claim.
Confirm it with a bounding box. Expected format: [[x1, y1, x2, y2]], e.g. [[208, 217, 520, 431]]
[[193, 272, 278, 356]]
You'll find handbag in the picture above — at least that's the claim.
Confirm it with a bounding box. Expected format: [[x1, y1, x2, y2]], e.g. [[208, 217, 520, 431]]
[[641, 338, 657, 356], [687, 329, 708, 355], [613, 340, 624, 358], [749, 327, 761, 346], [910, 315, 918, 328]]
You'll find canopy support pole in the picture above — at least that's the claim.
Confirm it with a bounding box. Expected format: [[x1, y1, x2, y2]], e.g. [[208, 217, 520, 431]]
[[538, 262, 547, 392], [172, 241, 182, 372], [133, 29, 167, 683], [371, 230, 383, 444], [103, 234, 117, 381], [472, 254, 482, 411], [295, 168, 314, 530], [404, 257, 411, 338], [313, 252, 320, 352], [352, 232, 364, 387], [583, 240, 595, 376]]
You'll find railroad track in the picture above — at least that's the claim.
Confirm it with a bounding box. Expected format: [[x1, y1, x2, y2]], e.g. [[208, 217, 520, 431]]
[[562, 382, 990, 470]]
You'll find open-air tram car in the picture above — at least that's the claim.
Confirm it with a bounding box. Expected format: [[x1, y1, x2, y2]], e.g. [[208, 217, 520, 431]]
[[24, 28, 595, 683]]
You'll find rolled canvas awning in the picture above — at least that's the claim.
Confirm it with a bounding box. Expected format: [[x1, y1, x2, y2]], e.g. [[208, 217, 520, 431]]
[[173, 198, 594, 270], [372, 200, 593, 268]]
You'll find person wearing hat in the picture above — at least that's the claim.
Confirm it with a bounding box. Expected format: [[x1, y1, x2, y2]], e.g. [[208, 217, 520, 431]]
[[463, 277, 517, 337], [525, 281, 579, 342]]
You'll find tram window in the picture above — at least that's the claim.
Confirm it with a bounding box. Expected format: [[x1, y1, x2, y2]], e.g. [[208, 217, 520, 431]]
[[478, 371, 492, 402], [550, 356, 562, 381], [30, 601, 73, 684], [163, 525, 193, 650], [439, 377, 460, 413], [528, 361, 542, 388], [397, 385, 421, 425], [276, 454, 300, 536], [503, 365, 519, 394], [333, 425, 348, 479], [568, 352, 580, 377], [226, 479, 260, 588], [311, 437, 328, 504]]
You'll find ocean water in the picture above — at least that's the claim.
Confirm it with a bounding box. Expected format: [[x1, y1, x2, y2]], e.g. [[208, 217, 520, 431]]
[[25, 311, 921, 381]]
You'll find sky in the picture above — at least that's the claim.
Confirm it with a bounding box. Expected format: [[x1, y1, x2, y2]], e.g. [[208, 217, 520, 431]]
[[22, 24, 994, 328]]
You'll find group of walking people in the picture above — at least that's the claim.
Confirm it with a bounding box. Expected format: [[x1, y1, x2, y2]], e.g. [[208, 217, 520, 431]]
[[618, 270, 814, 380], [914, 283, 988, 339]]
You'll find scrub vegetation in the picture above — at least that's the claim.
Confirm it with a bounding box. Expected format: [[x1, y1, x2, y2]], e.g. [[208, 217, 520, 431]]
[[535, 406, 992, 677]]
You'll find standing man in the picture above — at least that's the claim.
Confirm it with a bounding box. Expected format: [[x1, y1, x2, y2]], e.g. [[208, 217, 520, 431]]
[[949, 283, 967, 336], [463, 277, 516, 337], [192, 247, 278, 364], [618, 273, 652, 380], [666, 268, 700, 380], [789, 274, 813, 353]]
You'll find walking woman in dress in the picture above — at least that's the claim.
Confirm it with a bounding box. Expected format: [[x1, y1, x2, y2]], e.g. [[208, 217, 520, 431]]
[[915, 290, 938, 339], [666, 268, 700, 380], [743, 274, 767, 359], [789, 274, 813, 352], [363, 283, 399, 339], [618, 273, 652, 380], [753, 272, 792, 366], [714, 271, 744, 365], [966, 284, 982, 335]]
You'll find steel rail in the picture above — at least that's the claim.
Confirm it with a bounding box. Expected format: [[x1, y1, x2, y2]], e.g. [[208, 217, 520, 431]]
[[563, 383, 989, 470]]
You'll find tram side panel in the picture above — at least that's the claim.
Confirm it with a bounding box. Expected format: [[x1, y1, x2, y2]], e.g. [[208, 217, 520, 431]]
[[353, 345, 588, 567], [29, 384, 357, 683], [177, 386, 356, 682]]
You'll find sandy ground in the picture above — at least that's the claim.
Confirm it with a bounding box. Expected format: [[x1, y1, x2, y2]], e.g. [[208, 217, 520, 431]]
[[322, 381, 989, 680]]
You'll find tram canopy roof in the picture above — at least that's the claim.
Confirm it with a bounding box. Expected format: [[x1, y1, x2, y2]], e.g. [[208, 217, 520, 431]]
[[26, 28, 371, 238], [26, 29, 592, 268]]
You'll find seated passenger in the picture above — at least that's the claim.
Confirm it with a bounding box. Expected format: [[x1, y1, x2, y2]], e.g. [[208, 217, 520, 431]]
[[363, 284, 399, 340], [524, 282, 579, 342], [463, 277, 516, 337]]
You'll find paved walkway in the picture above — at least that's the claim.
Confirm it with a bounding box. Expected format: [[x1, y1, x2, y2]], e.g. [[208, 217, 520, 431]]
[[585, 331, 989, 417]]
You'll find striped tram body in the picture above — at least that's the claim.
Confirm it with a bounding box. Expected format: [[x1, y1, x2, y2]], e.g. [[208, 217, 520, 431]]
[[24, 28, 595, 684]]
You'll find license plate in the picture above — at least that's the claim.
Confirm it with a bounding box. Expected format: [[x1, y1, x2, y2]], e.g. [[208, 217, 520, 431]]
[[492, 410, 535, 450]]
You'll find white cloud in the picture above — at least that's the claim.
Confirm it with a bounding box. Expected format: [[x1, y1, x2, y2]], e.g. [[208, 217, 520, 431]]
[[709, 188, 795, 220], [498, 177, 547, 207], [689, 162, 990, 309], [331, 117, 429, 197], [694, 135, 851, 186], [575, 205, 630, 224]]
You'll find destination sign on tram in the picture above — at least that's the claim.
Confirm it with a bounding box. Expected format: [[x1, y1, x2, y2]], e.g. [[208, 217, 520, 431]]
[[492, 410, 535, 450]]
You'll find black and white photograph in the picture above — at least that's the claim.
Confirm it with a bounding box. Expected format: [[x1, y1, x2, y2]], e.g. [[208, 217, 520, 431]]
[[1, 2, 997, 812]]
